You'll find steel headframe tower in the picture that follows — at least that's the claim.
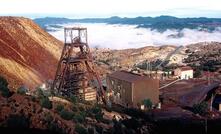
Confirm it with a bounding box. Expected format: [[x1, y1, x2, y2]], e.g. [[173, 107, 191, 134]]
[[52, 27, 105, 102]]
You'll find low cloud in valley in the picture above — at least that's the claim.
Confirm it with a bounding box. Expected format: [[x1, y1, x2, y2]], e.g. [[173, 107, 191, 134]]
[[49, 23, 221, 49]]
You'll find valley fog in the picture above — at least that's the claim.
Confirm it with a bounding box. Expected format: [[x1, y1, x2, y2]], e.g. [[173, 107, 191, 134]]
[[49, 23, 221, 49]]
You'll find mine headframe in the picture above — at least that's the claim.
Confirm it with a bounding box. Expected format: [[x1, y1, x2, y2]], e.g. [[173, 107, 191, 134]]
[[51, 27, 106, 103]]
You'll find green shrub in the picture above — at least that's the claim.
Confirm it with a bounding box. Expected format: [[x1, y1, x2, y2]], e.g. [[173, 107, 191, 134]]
[[194, 69, 202, 78], [95, 113, 104, 121], [0, 86, 10, 97], [80, 111, 86, 117], [75, 124, 88, 134], [70, 95, 77, 104], [44, 112, 53, 123], [60, 109, 74, 120], [17, 86, 28, 95], [91, 106, 102, 114], [35, 87, 44, 99], [0, 75, 8, 87], [90, 106, 103, 121], [73, 114, 84, 123], [56, 104, 64, 112], [0, 76, 10, 97], [94, 109, 104, 121], [72, 105, 79, 112], [142, 99, 153, 109], [40, 97, 52, 109], [79, 105, 85, 112], [193, 101, 208, 115]]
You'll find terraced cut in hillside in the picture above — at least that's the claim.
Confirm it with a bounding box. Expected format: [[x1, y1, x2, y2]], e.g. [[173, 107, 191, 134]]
[[0, 17, 62, 90]]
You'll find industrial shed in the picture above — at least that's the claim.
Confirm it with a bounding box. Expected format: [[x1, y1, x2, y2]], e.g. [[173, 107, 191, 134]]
[[174, 66, 193, 80], [107, 71, 159, 108]]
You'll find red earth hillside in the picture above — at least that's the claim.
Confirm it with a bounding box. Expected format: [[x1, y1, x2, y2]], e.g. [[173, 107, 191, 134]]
[[0, 17, 62, 90]]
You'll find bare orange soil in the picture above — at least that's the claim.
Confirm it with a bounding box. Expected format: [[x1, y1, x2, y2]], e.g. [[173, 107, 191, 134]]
[[0, 17, 62, 90]]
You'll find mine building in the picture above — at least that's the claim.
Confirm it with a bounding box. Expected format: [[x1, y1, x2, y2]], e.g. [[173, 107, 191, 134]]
[[51, 27, 105, 102], [106, 70, 159, 108], [174, 66, 193, 80]]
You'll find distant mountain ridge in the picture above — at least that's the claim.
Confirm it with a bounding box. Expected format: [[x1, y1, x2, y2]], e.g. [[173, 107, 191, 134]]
[[34, 16, 221, 32]]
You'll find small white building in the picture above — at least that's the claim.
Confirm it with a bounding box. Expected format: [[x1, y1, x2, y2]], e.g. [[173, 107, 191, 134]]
[[174, 66, 193, 80]]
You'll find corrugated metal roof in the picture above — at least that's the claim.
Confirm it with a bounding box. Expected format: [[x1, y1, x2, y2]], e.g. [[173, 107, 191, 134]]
[[108, 70, 151, 83]]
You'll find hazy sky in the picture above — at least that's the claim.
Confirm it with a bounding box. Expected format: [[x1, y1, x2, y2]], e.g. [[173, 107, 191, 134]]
[[0, 0, 221, 18]]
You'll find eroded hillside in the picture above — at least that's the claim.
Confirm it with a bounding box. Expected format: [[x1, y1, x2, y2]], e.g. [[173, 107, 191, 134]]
[[93, 45, 187, 72], [0, 17, 62, 90], [184, 42, 221, 71]]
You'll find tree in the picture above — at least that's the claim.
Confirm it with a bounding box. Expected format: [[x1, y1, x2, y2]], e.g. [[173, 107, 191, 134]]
[[40, 97, 52, 109], [193, 101, 208, 115], [17, 86, 28, 95], [194, 69, 201, 78], [142, 99, 153, 109]]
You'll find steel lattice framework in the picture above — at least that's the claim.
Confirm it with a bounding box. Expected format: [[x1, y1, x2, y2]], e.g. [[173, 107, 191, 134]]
[[52, 27, 105, 102]]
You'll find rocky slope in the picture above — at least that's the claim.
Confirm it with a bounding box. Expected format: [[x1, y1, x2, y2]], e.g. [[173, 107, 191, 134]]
[[0, 76, 113, 134], [93, 41, 221, 74], [93, 45, 187, 72], [184, 42, 221, 71], [93, 41, 221, 75], [0, 93, 75, 134], [0, 17, 62, 90]]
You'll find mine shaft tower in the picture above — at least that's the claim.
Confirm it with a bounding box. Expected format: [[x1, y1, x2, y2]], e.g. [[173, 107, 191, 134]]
[[52, 27, 105, 102]]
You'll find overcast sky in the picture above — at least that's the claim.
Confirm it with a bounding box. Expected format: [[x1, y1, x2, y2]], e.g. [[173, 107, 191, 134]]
[[0, 0, 221, 18]]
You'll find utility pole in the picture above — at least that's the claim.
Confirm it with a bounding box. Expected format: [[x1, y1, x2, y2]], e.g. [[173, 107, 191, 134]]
[[210, 94, 213, 112], [206, 71, 211, 85], [146, 60, 152, 77], [146, 60, 149, 75], [205, 118, 207, 134]]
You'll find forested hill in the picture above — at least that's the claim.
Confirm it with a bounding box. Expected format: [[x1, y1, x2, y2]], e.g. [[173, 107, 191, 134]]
[[34, 15, 221, 32]]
